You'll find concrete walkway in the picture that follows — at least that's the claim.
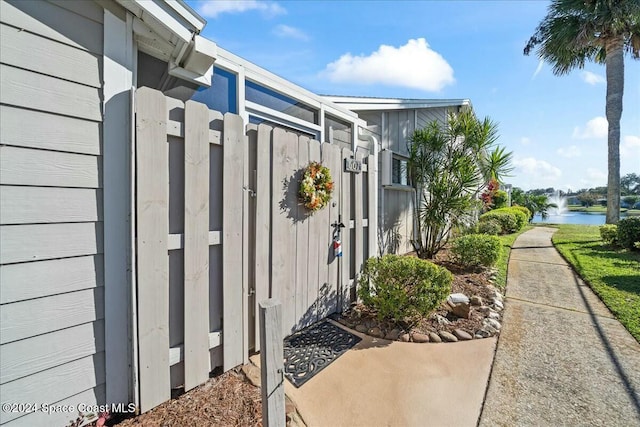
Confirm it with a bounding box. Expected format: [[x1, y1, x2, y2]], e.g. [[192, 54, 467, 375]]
[[280, 325, 497, 427], [480, 227, 640, 426]]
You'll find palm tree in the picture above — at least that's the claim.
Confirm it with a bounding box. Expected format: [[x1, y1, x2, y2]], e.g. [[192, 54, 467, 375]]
[[524, 0, 640, 224]]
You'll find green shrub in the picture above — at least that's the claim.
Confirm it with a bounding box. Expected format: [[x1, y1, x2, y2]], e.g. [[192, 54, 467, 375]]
[[479, 210, 518, 234], [492, 190, 509, 209], [617, 217, 640, 251], [451, 234, 502, 268], [599, 224, 618, 245], [478, 219, 501, 235], [358, 255, 452, 324], [511, 205, 532, 222]]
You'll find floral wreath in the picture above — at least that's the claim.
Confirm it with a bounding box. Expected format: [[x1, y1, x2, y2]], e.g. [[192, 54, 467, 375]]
[[299, 161, 334, 211]]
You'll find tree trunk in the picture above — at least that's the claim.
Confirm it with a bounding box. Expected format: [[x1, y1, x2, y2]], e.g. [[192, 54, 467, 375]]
[[605, 38, 624, 224]]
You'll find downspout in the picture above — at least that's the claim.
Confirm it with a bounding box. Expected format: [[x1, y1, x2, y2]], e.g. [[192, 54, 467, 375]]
[[358, 127, 379, 257]]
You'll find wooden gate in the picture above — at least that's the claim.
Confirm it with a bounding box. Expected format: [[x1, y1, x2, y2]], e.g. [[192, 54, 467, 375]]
[[134, 87, 376, 412]]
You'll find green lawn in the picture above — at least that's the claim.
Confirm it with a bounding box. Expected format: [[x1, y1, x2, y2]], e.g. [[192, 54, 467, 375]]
[[568, 205, 640, 216], [551, 224, 640, 342], [494, 226, 534, 290]]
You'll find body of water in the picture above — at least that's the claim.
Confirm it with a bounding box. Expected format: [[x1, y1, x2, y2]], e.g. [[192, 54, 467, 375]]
[[532, 212, 630, 225]]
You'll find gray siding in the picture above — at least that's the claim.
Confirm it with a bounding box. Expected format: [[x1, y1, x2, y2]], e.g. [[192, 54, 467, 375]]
[[0, 1, 106, 425], [355, 106, 453, 255]]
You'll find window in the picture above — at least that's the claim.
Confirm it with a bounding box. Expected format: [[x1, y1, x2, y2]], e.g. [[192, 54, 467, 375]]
[[245, 80, 318, 124], [248, 115, 318, 139], [324, 114, 352, 148], [392, 157, 408, 186], [191, 67, 238, 114]]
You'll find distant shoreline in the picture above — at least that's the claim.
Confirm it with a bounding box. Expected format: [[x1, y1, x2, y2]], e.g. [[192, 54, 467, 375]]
[[567, 205, 640, 216]]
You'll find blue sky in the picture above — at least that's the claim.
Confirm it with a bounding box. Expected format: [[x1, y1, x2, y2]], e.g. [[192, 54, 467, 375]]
[[187, 0, 640, 192]]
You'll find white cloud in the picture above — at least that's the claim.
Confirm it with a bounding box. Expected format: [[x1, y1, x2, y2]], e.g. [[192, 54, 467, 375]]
[[581, 71, 605, 85], [621, 135, 640, 172], [579, 168, 607, 188], [532, 60, 544, 79], [572, 116, 608, 139], [514, 156, 562, 185], [520, 137, 531, 145], [273, 24, 309, 41], [323, 38, 455, 92], [198, 1, 285, 18], [556, 145, 581, 158]]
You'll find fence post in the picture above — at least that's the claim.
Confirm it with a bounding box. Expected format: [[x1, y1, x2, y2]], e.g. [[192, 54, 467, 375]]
[[259, 299, 285, 427]]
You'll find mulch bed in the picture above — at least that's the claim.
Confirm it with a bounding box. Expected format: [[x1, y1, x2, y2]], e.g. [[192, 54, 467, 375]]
[[114, 369, 262, 427]]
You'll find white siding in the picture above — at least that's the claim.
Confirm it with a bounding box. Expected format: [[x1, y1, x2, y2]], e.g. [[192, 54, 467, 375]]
[[0, 1, 106, 425]]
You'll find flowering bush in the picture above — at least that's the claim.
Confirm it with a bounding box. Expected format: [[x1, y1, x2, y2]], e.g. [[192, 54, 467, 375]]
[[299, 162, 334, 211]]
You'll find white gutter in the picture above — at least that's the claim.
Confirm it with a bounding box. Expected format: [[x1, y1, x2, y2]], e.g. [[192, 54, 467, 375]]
[[118, 0, 217, 87]]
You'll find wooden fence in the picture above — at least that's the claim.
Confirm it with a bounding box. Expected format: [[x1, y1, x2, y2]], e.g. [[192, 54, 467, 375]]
[[134, 87, 376, 412]]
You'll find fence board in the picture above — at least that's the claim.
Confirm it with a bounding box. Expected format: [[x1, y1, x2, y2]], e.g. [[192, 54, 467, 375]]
[[222, 113, 245, 369], [135, 87, 170, 411], [326, 143, 342, 316], [316, 143, 332, 318], [271, 128, 298, 336], [340, 148, 353, 311], [306, 140, 322, 326], [295, 137, 310, 329], [183, 101, 210, 390], [254, 124, 272, 351], [354, 151, 364, 282], [367, 154, 377, 258]]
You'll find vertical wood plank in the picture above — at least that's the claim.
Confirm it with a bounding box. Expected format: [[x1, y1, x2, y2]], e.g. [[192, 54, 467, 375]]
[[306, 140, 322, 326], [316, 143, 331, 319], [295, 137, 309, 330], [135, 87, 170, 411], [242, 115, 250, 363], [183, 100, 210, 391], [367, 154, 377, 259], [223, 113, 245, 370], [326, 143, 341, 315], [259, 299, 285, 427], [271, 128, 297, 336], [254, 124, 272, 351], [340, 148, 353, 312], [354, 151, 364, 278]]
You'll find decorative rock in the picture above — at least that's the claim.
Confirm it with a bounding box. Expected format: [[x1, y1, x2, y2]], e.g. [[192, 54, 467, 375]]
[[439, 331, 458, 342], [241, 364, 261, 387], [428, 332, 442, 343], [385, 328, 402, 341], [368, 327, 385, 339], [483, 318, 501, 331], [448, 301, 470, 319], [487, 310, 500, 320], [448, 293, 470, 304], [364, 319, 377, 329], [355, 324, 368, 333], [492, 290, 504, 301], [488, 311, 501, 320], [399, 333, 411, 342], [434, 314, 452, 326], [492, 299, 504, 311], [453, 329, 473, 341], [412, 332, 430, 343], [470, 295, 483, 306], [477, 305, 492, 315], [475, 329, 492, 338]]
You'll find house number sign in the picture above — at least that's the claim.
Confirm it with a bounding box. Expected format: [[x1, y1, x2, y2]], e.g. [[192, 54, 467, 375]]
[[344, 158, 362, 174]]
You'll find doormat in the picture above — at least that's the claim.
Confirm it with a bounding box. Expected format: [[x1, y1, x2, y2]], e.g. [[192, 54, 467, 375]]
[[284, 320, 361, 388]]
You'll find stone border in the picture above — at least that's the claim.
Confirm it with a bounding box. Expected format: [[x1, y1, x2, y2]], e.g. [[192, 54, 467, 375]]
[[334, 286, 505, 343]]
